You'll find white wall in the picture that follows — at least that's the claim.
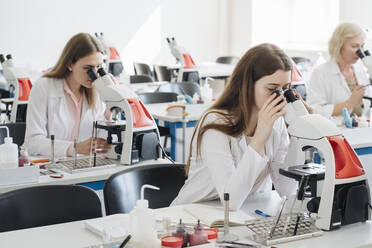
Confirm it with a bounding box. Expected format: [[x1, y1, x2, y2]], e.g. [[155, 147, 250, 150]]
[[339, 0, 372, 50], [0, 0, 228, 74], [339, 0, 372, 29], [2, 0, 371, 75], [230, 0, 253, 57]]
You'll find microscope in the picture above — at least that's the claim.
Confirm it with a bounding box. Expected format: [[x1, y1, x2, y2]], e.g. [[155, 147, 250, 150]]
[[166, 37, 199, 83], [357, 48, 372, 83], [0, 54, 32, 122], [87, 67, 161, 165], [95, 32, 125, 78], [279, 89, 371, 230]]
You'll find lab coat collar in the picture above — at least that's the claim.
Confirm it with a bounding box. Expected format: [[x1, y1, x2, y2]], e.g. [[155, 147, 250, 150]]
[[48, 78, 65, 98], [330, 58, 360, 76], [329, 59, 341, 75]]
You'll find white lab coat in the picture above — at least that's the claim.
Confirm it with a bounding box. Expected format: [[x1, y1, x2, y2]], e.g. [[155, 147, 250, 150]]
[[171, 112, 297, 210], [307, 59, 372, 118], [24, 77, 107, 157]]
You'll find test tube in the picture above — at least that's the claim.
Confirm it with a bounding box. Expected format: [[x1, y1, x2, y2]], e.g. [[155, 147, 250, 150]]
[[73, 138, 77, 169], [224, 193, 230, 236], [89, 121, 94, 167], [51, 134, 55, 164], [93, 121, 98, 167], [222, 193, 238, 242]]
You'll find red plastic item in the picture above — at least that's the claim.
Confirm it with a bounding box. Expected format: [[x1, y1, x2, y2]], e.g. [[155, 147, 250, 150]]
[[327, 135, 365, 179], [291, 65, 303, 82], [183, 54, 196, 69], [109, 47, 120, 60], [127, 98, 153, 128], [17, 78, 32, 100], [204, 228, 218, 240], [161, 236, 183, 247]]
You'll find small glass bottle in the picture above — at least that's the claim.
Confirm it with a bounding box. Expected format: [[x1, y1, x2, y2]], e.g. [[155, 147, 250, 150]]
[[173, 219, 188, 247], [18, 145, 30, 167]]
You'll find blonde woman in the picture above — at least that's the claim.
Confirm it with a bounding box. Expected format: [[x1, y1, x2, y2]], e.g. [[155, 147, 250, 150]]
[[171, 44, 296, 210], [25, 33, 111, 157], [307, 23, 372, 118]]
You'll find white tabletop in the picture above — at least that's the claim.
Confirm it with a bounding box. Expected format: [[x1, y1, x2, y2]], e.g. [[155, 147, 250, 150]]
[[168, 61, 235, 78], [342, 127, 372, 149], [0, 158, 170, 194], [128, 81, 168, 94], [147, 102, 211, 122], [0, 191, 371, 248], [197, 62, 235, 78]]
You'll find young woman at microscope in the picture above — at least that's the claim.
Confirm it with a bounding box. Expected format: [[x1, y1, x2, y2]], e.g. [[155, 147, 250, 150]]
[[24, 33, 111, 157], [307, 23, 372, 118], [172, 44, 297, 210]]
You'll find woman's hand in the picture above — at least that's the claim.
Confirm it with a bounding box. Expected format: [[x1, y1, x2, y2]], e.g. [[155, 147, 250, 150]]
[[108, 73, 118, 84], [76, 137, 111, 155], [346, 85, 365, 109], [250, 93, 287, 156], [293, 89, 313, 114]]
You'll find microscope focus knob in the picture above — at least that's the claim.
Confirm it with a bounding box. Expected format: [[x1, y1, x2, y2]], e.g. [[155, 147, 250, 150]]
[[307, 197, 321, 213]]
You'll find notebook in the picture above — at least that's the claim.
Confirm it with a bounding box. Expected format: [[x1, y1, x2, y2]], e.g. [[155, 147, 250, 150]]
[[183, 204, 254, 227], [85, 214, 129, 240]]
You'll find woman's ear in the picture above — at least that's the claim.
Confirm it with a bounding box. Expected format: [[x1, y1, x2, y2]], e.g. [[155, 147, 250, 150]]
[[67, 62, 73, 72]]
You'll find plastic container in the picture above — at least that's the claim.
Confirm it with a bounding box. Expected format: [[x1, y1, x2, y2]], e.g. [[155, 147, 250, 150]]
[[188, 220, 208, 246], [18, 145, 31, 167], [161, 236, 183, 248], [129, 184, 161, 248], [204, 228, 218, 241], [0, 127, 18, 169]]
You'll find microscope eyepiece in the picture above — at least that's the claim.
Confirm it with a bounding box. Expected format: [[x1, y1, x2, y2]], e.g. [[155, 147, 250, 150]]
[[87, 68, 98, 81], [283, 88, 298, 103], [364, 50, 371, 56], [356, 49, 365, 59], [97, 67, 107, 77], [272, 89, 284, 105], [6, 54, 12, 60], [0, 54, 5, 63]]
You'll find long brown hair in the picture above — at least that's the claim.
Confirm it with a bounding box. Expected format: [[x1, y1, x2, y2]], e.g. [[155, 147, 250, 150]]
[[185, 43, 292, 175], [44, 33, 104, 108]]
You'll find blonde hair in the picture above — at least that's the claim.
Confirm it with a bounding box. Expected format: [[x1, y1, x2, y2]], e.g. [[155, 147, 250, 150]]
[[185, 44, 292, 175], [328, 23, 365, 62], [44, 33, 104, 108]]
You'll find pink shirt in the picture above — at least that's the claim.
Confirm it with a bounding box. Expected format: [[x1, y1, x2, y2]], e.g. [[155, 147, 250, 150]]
[[62, 80, 83, 141], [63, 80, 111, 156]]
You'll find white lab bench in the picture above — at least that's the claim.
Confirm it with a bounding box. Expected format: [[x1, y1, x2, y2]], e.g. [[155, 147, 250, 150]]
[[342, 127, 372, 189], [146, 103, 211, 162], [0, 191, 371, 248], [0, 158, 170, 194]]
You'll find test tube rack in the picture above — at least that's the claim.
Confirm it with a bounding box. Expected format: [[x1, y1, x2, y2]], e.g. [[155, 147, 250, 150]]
[[245, 212, 323, 246], [58, 156, 118, 174]]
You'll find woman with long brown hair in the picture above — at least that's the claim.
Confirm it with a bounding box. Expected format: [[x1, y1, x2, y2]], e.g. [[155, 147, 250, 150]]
[[24, 33, 111, 157], [172, 44, 296, 210]]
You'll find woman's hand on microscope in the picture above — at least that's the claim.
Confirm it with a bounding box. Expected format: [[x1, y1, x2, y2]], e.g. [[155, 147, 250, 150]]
[[346, 85, 365, 109], [77, 137, 111, 155], [293, 89, 313, 114], [108, 73, 118, 84], [250, 93, 286, 156]]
